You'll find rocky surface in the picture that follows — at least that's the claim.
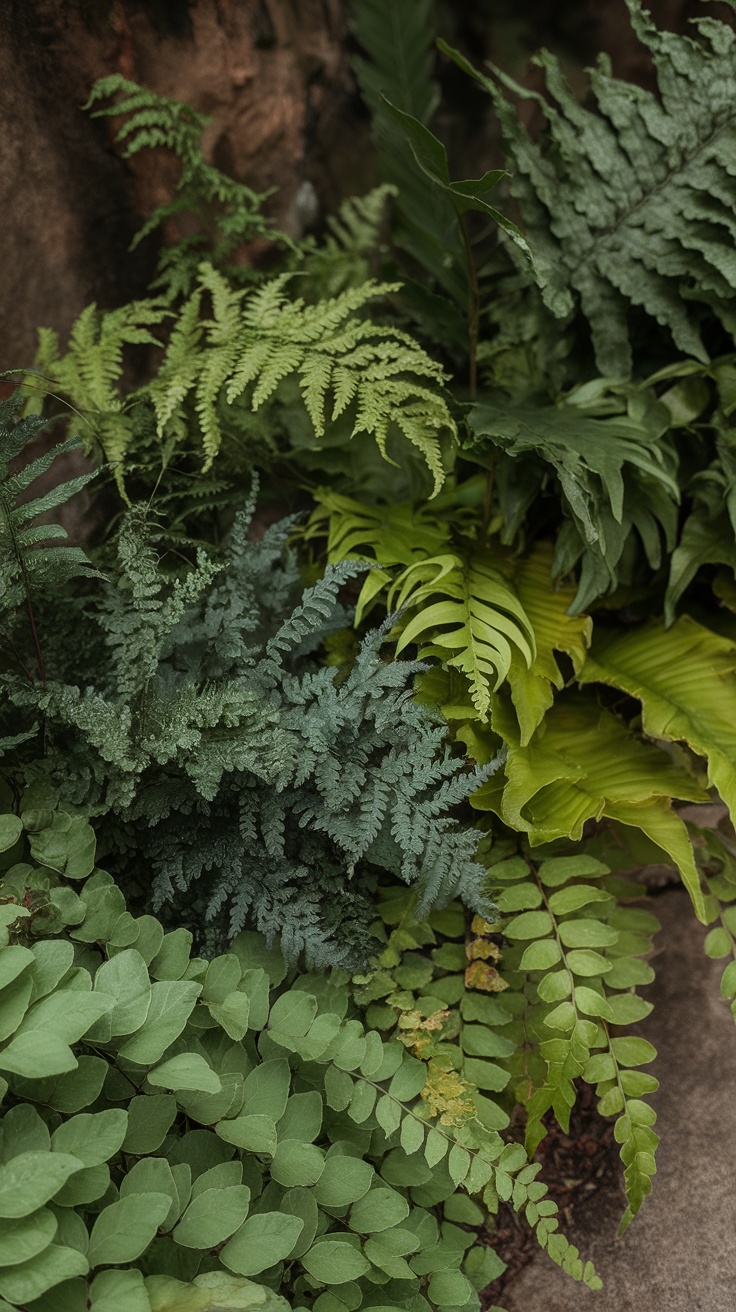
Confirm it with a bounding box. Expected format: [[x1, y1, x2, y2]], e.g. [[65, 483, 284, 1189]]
[[499, 889, 736, 1312]]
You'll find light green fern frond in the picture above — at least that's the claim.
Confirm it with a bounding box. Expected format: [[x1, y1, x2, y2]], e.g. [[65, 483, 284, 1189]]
[[390, 550, 536, 717], [149, 264, 455, 487]]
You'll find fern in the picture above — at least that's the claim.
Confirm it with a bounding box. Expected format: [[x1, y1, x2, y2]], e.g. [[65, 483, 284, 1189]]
[[85, 76, 282, 297], [3, 502, 498, 966], [0, 395, 99, 678], [470, 693, 708, 921], [34, 264, 454, 496], [441, 2, 736, 375], [351, 0, 467, 311], [468, 378, 681, 612], [486, 852, 661, 1233], [302, 185, 398, 298]]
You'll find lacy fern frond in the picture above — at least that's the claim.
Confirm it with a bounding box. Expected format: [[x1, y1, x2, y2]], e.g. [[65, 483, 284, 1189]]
[[151, 263, 454, 487], [5, 504, 494, 966], [441, 2, 736, 374], [302, 185, 398, 298], [85, 76, 281, 295]]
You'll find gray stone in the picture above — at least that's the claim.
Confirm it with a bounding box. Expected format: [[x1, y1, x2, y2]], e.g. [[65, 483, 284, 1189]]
[[500, 889, 736, 1312]]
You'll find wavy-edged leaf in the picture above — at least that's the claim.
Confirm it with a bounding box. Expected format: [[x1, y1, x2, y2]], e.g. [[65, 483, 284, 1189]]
[[474, 694, 707, 918], [441, 5, 736, 375], [468, 384, 679, 611], [580, 615, 736, 827]]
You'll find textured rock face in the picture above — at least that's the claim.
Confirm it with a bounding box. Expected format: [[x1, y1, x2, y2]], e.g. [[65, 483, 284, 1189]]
[[500, 889, 736, 1312]]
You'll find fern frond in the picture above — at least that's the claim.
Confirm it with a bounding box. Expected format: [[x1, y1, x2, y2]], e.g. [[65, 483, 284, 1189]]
[[390, 549, 536, 718], [441, 3, 736, 373], [469, 381, 680, 611], [0, 398, 99, 628]]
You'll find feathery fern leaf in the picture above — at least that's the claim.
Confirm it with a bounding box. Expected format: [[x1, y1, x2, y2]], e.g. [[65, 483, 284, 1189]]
[[506, 542, 592, 745], [441, 2, 736, 375], [151, 263, 454, 486], [85, 76, 281, 294], [389, 550, 536, 718], [5, 504, 494, 965]]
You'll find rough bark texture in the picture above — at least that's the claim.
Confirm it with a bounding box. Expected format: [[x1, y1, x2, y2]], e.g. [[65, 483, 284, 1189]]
[[0, 0, 366, 368]]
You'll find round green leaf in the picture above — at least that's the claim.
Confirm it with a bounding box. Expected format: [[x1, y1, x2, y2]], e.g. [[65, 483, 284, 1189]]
[[566, 949, 611, 977], [0, 816, 22, 853], [87, 1193, 171, 1266], [270, 1141, 325, 1187], [537, 969, 572, 1003], [705, 927, 732, 959], [0, 1243, 88, 1304], [558, 919, 618, 949], [548, 885, 611, 915], [519, 939, 561, 971], [216, 1115, 277, 1155], [349, 1187, 409, 1233], [427, 1270, 474, 1306], [574, 987, 613, 1020], [721, 959, 736, 999], [89, 1267, 151, 1312], [0, 1152, 83, 1218], [94, 950, 152, 1037], [173, 1186, 251, 1249], [312, 1155, 374, 1208], [544, 1001, 576, 1031], [504, 911, 553, 940], [606, 993, 653, 1025], [148, 1053, 221, 1094], [219, 1212, 304, 1276], [388, 1055, 426, 1101], [301, 1239, 370, 1285], [610, 1036, 657, 1067], [51, 1109, 128, 1168], [0, 1208, 57, 1267]]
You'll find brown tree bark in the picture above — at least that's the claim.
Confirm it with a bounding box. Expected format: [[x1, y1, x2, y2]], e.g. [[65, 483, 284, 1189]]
[[0, 0, 366, 369]]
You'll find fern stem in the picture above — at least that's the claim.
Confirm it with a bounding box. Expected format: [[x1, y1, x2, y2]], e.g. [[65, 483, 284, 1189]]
[[23, 591, 46, 684], [459, 218, 479, 399]]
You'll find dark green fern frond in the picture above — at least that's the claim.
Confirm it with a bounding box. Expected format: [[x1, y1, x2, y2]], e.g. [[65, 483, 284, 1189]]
[[0, 396, 99, 643], [351, 0, 468, 313], [442, 1, 736, 375]]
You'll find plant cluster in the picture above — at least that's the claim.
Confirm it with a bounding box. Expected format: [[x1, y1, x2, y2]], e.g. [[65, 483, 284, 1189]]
[[2, 0, 736, 1307]]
